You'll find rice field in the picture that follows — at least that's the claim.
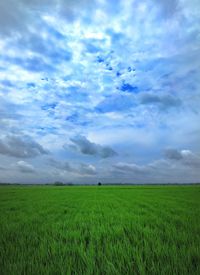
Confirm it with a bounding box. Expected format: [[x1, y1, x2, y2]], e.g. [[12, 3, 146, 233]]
[[0, 185, 199, 275]]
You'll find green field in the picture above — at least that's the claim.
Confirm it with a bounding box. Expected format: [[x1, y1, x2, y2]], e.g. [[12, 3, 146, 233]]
[[0, 185, 199, 275]]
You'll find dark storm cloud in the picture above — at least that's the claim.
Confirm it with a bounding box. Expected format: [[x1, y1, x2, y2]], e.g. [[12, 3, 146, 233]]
[[0, 135, 48, 158], [68, 135, 117, 158]]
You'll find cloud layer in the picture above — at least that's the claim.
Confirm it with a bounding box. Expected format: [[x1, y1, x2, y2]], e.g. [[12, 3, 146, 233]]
[[0, 0, 200, 183]]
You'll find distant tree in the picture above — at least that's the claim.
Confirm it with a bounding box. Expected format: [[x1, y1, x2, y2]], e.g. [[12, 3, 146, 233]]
[[54, 181, 64, 186], [98, 182, 102, 186], [66, 183, 73, 186]]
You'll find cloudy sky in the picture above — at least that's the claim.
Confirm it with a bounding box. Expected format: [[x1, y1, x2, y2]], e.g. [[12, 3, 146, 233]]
[[0, 0, 200, 184]]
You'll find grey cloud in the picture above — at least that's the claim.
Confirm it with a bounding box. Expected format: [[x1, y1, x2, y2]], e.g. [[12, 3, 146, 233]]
[[17, 161, 35, 173], [164, 149, 183, 160], [57, 0, 96, 21], [111, 151, 200, 183], [47, 158, 97, 176], [68, 135, 117, 158], [78, 163, 97, 175], [113, 162, 147, 174], [0, 0, 53, 35], [110, 161, 154, 183], [183, 158, 200, 168], [48, 158, 74, 172], [0, 0, 51, 36], [147, 159, 171, 169], [0, 0, 96, 36], [180, 150, 200, 168], [165, 148, 200, 168], [0, 135, 48, 158], [140, 93, 181, 109], [0, 0, 28, 35]]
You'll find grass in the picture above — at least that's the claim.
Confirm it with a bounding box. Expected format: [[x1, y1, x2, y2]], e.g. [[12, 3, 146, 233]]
[[0, 185, 199, 275]]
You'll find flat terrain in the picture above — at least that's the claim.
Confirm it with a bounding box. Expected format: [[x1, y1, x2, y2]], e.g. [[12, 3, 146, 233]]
[[0, 185, 199, 275]]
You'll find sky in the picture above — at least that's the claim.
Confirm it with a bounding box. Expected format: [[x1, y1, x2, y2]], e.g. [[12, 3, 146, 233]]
[[0, 0, 200, 184]]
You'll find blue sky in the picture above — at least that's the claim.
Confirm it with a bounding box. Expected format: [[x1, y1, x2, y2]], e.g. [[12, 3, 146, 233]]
[[0, 0, 200, 183]]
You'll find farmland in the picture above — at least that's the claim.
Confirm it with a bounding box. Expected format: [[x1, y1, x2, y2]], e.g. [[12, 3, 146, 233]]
[[0, 185, 199, 275]]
